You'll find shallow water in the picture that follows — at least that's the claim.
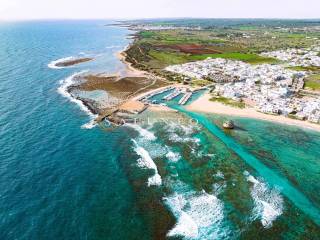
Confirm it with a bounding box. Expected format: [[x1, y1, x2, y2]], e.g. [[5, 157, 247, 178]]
[[0, 20, 319, 239]]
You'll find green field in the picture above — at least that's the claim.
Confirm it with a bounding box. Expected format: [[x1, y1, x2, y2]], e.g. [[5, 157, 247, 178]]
[[124, 21, 320, 82], [210, 96, 246, 108], [148, 50, 188, 65], [147, 50, 278, 65], [189, 52, 278, 64], [287, 66, 320, 71], [304, 74, 320, 90]]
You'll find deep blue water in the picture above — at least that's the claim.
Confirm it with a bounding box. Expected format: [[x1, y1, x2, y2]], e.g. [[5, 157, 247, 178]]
[[0, 20, 319, 240], [0, 20, 151, 240]]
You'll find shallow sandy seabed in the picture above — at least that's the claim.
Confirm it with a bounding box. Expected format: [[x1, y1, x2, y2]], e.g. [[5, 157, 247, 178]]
[[187, 93, 320, 132]]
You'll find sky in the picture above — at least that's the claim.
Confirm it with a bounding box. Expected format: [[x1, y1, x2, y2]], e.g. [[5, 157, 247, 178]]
[[0, 0, 319, 20]]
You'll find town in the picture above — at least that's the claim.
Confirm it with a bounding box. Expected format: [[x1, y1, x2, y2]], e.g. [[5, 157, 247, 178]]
[[261, 45, 320, 67], [165, 52, 320, 124]]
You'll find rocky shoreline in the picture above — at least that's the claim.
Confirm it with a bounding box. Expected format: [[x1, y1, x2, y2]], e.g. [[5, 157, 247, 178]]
[[55, 57, 93, 67], [65, 62, 169, 126]]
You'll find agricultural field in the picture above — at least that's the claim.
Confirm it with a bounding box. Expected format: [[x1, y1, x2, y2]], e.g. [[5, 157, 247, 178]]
[[123, 19, 320, 80]]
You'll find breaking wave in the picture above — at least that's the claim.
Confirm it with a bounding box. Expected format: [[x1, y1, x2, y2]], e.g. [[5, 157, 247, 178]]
[[164, 121, 201, 144], [48, 56, 75, 69], [164, 187, 228, 239], [132, 140, 162, 186], [57, 71, 97, 129], [127, 124, 170, 159], [126, 124, 157, 141], [166, 150, 181, 162], [106, 45, 122, 49], [245, 172, 284, 228], [165, 121, 200, 135]]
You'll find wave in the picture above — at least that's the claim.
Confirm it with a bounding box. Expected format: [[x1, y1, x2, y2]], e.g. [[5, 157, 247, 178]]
[[165, 121, 200, 135], [126, 124, 156, 141], [48, 56, 75, 69], [169, 133, 200, 144], [132, 140, 162, 186], [167, 211, 198, 238], [128, 124, 170, 161], [57, 71, 97, 129], [105, 45, 122, 49], [164, 189, 227, 239], [164, 122, 201, 144], [166, 150, 181, 162], [246, 173, 284, 228], [81, 119, 97, 130]]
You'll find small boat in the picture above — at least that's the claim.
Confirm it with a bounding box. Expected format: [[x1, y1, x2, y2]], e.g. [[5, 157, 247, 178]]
[[223, 120, 235, 129]]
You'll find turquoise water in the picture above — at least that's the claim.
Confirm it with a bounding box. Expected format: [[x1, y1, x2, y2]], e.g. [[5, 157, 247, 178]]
[[0, 20, 319, 239], [174, 106, 320, 223]]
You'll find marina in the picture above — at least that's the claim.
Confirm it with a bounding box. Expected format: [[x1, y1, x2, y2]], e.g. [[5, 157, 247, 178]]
[[178, 92, 193, 105], [162, 89, 183, 101]]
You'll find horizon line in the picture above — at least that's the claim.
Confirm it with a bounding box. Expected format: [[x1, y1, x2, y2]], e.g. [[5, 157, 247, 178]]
[[1, 17, 320, 22]]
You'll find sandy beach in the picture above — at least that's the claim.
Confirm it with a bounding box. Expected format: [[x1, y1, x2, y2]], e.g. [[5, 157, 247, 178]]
[[187, 93, 320, 132], [115, 50, 147, 77]]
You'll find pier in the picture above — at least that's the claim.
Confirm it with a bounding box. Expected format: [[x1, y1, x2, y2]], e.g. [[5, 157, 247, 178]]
[[138, 86, 175, 101], [163, 89, 182, 100], [179, 92, 192, 105]]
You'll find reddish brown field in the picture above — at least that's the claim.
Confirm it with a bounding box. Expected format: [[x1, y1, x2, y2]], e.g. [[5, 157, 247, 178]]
[[156, 44, 222, 54]]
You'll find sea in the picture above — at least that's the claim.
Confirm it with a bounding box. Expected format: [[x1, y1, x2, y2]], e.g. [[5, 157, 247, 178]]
[[0, 20, 319, 240]]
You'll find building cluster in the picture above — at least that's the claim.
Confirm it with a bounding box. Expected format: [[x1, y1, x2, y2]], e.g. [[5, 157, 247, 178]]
[[165, 58, 320, 123], [131, 25, 199, 31], [261, 45, 320, 67]]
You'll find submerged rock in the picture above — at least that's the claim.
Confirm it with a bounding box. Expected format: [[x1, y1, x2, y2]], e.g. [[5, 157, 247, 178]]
[[223, 120, 235, 129]]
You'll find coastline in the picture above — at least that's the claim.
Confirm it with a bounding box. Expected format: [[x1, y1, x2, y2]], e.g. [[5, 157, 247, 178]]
[[115, 47, 320, 132], [115, 47, 147, 77], [187, 93, 320, 132], [55, 29, 320, 132]]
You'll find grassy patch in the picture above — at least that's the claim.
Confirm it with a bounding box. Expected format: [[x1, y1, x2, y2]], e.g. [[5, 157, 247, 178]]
[[148, 50, 277, 66], [287, 66, 320, 71], [191, 79, 213, 87], [189, 52, 278, 64], [139, 31, 156, 38], [304, 74, 320, 90], [148, 50, 188, 65], [210, 96, 246, 108]]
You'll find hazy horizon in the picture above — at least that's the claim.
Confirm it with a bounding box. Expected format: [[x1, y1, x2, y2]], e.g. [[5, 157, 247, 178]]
[[0, 0, 319, 21]]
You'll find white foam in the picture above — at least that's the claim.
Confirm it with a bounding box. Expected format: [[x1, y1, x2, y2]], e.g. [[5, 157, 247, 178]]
[[105, 45, 122, 49], [164, 189, 227, 239], [169, 133, 200, 144], [57, 71, 97, 129], [126, 124, 156, 141], [163, 121, 201, 144], [148, 173, 162, 186], [166, 150, 181, 162], [81, 119, 97, 129], [132, 140, 162, 186], [167, 211, 199, 238], [48, 56, 75, 69], [165, 121, 200, 135], [247, 175, 284, 228], [214, 171, 224, 179]]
